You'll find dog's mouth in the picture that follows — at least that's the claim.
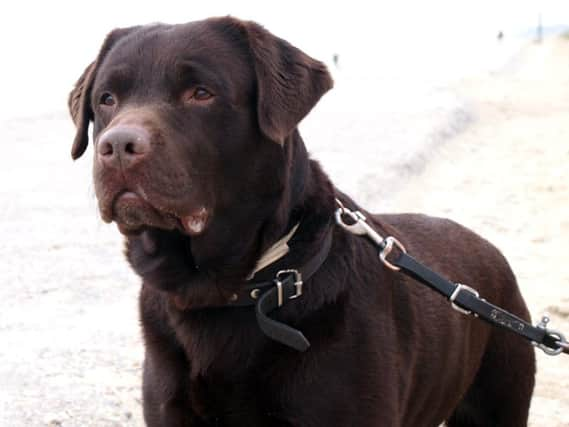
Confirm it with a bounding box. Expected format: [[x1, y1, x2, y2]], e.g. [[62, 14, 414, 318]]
[[109, 191, 210, 236]]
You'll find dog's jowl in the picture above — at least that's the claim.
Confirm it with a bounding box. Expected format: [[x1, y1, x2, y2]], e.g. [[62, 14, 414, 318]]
[[69, 16, 536, 427]]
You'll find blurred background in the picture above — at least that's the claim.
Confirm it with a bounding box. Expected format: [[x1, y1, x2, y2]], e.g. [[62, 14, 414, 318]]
[[0, 0, 567, 116], [1, 1, 568, 426], [2, 0, 569, 203]]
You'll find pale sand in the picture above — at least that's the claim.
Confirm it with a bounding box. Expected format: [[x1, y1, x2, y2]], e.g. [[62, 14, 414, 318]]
[[392, 37, 569, 426]]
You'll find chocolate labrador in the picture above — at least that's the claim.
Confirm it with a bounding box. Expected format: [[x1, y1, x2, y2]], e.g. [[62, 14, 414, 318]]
[[68, 16, 535, 427]]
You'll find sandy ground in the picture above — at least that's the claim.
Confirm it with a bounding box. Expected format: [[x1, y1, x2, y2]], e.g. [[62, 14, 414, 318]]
[[0, 112, 143, 426], [393, 38, 569, 426], [1, 37, 568, 426]]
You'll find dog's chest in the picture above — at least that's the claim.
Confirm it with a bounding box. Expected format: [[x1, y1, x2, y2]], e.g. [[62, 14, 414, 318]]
[[189, 374, 294, 427], [169, 312, 297, 425]]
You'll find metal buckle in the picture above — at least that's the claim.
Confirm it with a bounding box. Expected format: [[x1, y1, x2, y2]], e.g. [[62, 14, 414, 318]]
[[276, 269, 303, 301], [534, 315, 567, 356], [379, 237, 407, 271], [449, 283, 479, 316]]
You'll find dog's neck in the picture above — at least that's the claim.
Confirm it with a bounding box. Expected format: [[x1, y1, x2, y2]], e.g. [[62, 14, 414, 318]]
[[256, 129, 312, 254]]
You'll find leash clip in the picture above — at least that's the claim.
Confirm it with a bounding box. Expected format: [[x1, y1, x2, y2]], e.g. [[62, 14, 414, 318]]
[[534, 315, 567, 356], [334, 199, 385, 247], [335, 198, 406, 270]]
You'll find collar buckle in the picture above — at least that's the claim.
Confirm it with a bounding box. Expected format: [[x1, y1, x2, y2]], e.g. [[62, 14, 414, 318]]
[[276, 269, 303, 300]]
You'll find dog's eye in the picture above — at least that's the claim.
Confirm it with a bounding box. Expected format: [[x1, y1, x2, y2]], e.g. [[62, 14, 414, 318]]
[[193, 87, 213, 101], [183, 87, 213, 104], [99, 93, 116, 107]]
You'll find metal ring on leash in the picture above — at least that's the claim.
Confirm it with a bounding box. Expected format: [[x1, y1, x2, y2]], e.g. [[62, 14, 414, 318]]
[[534, 315, 568, 356], [536, 330, 566, 356], [556, 339, 569, 354], [379, 236, 407, 271]]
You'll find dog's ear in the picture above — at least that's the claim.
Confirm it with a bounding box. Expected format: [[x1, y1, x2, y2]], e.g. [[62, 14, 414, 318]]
[[68, 27, 138, 160], [240, 20, 333, 144], [68, 60, 96, 159]]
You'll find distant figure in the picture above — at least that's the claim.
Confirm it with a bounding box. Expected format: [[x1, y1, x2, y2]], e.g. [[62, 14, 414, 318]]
[[497, 31, 504, 41], [536, 13, 543, 43], [332, 53, 340, 69]]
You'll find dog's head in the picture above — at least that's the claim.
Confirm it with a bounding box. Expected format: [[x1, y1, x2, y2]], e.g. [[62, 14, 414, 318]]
[[69, 17, 332, 274]]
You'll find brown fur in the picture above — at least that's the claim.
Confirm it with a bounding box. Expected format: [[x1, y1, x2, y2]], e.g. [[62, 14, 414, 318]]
[[69, 16, 535, 427]]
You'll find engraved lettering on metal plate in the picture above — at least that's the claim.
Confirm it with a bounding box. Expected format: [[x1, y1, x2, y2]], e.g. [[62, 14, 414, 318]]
[[490, 309, 525, 331]]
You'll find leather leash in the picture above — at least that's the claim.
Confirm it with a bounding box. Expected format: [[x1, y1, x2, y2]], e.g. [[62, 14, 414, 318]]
[[335, 198, 569, 357]]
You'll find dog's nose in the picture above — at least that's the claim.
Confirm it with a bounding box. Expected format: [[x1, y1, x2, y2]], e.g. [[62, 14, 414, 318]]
[[97, 126, 151, 168]]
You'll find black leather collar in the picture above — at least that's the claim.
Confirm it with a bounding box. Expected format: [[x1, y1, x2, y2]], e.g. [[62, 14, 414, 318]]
[[227, 227, 333, 307], [227, 222, 334, 351]]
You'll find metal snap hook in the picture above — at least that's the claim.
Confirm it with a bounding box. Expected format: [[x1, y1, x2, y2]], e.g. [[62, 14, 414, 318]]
[[534, 315, 567, 356]]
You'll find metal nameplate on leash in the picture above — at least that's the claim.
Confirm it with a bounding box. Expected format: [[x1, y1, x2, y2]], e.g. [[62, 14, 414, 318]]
[[334, 198, 569, 357]]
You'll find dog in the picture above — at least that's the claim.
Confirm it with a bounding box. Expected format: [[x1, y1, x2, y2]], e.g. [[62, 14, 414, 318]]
[[68, 16, 535, 426]]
